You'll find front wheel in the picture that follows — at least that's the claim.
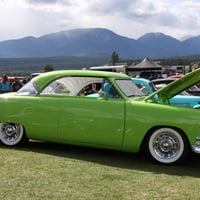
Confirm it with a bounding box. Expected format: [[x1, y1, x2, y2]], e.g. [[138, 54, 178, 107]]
[[146, 128, 189, 164], [0, 123, 28, 146]]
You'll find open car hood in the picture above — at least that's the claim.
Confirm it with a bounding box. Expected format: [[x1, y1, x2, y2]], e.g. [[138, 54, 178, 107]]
[[145, 68, 200, 103]]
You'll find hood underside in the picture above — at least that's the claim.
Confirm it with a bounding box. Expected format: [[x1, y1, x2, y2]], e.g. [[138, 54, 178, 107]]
[[145, 68, 200, 102]]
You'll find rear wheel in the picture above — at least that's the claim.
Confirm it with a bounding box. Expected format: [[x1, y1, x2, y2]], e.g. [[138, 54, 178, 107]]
[[0, 123, 28, 146], [146, 128, 189, 164]]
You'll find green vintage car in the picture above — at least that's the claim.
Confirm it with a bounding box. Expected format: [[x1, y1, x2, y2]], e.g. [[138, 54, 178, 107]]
[[1, 69, 200, 165]]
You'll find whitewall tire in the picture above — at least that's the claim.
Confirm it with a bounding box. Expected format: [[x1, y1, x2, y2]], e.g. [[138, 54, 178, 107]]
[[147, 128, 188, 164]]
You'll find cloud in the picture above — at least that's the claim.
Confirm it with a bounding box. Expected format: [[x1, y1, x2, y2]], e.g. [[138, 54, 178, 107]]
[[0, 0, 200, 41], [25, 0, 57, 4]]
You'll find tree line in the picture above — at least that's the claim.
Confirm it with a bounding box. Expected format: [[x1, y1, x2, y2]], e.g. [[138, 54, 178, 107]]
[[0, 52, 200, 76]]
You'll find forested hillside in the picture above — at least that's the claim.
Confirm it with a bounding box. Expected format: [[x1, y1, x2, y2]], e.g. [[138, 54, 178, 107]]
[[0, 56, 108, 76], [0, 54, 200, 77]]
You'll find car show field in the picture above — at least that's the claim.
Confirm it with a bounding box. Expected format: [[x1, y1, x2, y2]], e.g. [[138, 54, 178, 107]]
[[0, 141, 200, 200]]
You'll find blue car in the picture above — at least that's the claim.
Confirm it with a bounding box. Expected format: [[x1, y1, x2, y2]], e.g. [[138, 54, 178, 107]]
[[132, 78, 200, 108]]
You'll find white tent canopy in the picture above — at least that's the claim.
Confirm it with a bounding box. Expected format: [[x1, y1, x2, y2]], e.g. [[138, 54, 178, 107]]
[[127, 58, 162, 79], [129, 57, 162, 69]]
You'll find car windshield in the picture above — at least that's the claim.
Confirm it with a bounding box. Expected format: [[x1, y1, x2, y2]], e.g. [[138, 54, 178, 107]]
[[189, 84, 200, 91], [115, 79, 145, 97], [16, 80, 38, 96]]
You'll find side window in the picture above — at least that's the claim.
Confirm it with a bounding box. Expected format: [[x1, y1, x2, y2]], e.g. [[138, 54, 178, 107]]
[[42, 81, 66, 94], [40, 76, 104, 96], [78, 83, 102, 96]]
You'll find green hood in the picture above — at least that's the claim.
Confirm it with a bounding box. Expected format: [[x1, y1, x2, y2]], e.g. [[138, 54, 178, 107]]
[[145, 68, 200, 102]]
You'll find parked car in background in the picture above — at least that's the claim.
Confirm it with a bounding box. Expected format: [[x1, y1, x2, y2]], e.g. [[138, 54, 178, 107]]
[[30, 72, 42, 78], [132, 77, 200, 108], [1, 69, 200, 165], [132, 78, 157, 96], [0, 76, 24, 83], [152, 78, 200, 96]]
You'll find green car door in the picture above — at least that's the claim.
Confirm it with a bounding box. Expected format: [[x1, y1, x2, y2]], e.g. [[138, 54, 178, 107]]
[[58, 96, 125, 149]]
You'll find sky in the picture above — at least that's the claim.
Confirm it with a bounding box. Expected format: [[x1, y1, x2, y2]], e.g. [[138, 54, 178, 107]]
[[0, 0, 200, 41]]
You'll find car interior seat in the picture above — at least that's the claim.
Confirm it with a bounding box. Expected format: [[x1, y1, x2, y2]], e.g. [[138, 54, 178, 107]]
[[102, 82, 119, 98]]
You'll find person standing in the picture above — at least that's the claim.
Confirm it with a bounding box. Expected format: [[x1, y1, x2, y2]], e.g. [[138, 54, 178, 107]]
[[12, 77, 23, 92], [0, 75, 11, 93]]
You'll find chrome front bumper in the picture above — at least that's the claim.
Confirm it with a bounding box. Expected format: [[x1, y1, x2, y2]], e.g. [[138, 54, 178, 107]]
[[192, 145, 200, 154], [192, 136, 200, 154]]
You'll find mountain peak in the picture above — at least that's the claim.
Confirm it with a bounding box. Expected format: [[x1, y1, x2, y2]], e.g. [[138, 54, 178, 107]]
[[138, 32, 179, 42], [0, 28, 200, 58], [140, 32, 166, 38]]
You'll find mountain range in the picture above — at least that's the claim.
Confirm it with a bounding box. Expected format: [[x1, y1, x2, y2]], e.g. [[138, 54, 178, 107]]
[[0, 28, 200, 59]]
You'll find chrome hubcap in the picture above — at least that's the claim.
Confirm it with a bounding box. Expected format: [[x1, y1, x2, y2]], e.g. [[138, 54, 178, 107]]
[[1, 123, 21, 143], [153, 133, 180, 159]]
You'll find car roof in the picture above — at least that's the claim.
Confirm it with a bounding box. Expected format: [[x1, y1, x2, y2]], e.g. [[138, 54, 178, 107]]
[[33, 70, 129, 90], [152, 78, 176, 84], [132, 77, 150, 83]]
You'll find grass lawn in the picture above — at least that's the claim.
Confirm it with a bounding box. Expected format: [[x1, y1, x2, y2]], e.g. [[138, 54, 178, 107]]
[[0, 141, 200, 200]]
